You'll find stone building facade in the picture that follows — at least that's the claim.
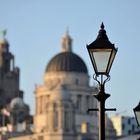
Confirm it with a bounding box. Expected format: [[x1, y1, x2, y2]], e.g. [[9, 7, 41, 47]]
[[33, 32, 99, 140]]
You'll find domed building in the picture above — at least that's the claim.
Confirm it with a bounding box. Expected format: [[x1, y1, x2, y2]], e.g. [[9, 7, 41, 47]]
[[7, 31, 116, 140], [32, 31, 116, 140]]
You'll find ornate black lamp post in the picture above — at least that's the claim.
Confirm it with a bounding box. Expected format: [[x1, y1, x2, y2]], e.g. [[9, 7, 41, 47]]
[[87, 23, 118, 140], [134, 102, 140, 127]]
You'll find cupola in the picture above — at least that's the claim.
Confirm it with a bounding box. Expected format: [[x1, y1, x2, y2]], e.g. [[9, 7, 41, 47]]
[[45, 31, 88, 74]]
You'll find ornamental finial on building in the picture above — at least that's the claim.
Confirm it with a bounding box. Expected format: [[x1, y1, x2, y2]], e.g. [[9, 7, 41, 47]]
[[66, 27, 69, 36], [0, 29, 7, 39], [0, 29, 9, 46], [61, 29, 72, 52]]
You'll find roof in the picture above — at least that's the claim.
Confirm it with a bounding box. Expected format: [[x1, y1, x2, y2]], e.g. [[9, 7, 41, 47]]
[[10, 97, 25, 109], [46, 52, 88, 73]]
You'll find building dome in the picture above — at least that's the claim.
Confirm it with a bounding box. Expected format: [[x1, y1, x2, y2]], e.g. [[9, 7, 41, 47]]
[[46, 52, 88, 73], [10, 97, 25, 109], [46, 31, 88, 74]]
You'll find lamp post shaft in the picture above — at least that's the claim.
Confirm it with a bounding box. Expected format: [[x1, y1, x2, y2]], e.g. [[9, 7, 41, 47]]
[[99, 95, 105, 140], [99, 84, 105, 140], [88, 80, 116, 140], [94, 83, 110, 140]]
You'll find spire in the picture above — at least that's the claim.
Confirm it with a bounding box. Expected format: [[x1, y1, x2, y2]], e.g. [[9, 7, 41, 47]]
[[66, 27, 69, 36], [0, 29, 9, 47], [0, 29, 6, 39], [0, 30, 11, 69], [61, 29, 72, 52]]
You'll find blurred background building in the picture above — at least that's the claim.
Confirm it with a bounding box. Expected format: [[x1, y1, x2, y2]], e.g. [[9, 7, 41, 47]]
[[0, 31, 32, 137], [0, 31, 116, 140], [110, 114, 138, 136]]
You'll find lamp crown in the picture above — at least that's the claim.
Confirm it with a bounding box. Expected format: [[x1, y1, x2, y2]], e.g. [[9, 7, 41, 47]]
[[96, 22, 108, 40]]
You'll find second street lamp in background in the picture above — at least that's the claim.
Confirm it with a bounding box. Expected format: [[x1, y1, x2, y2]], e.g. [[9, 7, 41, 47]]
[[134, 102, 140, 127], [87, 23, 118, 140]]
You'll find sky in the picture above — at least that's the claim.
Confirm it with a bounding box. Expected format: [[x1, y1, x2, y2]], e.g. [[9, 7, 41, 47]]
[[0, 0, 140, 116]]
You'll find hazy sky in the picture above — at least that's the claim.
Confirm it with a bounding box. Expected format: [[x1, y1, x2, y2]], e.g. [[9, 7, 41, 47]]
[[0, 0, 140, 116]]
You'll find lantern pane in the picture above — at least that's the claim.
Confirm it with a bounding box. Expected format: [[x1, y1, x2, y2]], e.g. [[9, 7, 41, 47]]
[[92, 49, 111, 73], [106, 49, 117, 74], [135, 111, 140, 126]]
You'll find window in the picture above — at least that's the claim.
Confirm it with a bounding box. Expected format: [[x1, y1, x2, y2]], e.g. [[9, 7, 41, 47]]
[[122, 123, 125, 130], [45, 95, 50, 112], [128, 118, 131, 124], [76, 79, 79, 85], [77, 95, 82, 112], [46, 95, 50, 102], [132, 124, 135, 132], [128, 130, 131, 135], [36, 97, 38, 114], [38, 136, 43, 140], [81, 122, 90, 134], [54, 110, 58, 130], [40, 96, 43, 113], [64, 110, 70, 131], [86, 96, 90, 110]]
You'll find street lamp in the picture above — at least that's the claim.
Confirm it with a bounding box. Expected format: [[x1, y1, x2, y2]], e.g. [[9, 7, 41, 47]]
[[87, 23, 118, 140], [133, 102, 140, 127]]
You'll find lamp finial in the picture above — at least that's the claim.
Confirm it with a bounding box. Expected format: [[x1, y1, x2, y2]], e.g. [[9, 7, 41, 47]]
[[101, 22, 104, 30]]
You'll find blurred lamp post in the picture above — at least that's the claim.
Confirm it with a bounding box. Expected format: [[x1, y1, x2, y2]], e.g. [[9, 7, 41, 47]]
[[133, 102, 140, 127], [87, 23, 117, 140]]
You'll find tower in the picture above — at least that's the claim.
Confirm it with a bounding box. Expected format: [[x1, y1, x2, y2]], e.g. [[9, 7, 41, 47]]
[[0, 30, 23, 105], [0, 31, 31, 133]]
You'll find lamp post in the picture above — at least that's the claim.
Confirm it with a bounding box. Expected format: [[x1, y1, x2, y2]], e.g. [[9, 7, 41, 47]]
[[87, 23, 117, 140], [133, 102, 140, 140], [133, 102, 140, 127]]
